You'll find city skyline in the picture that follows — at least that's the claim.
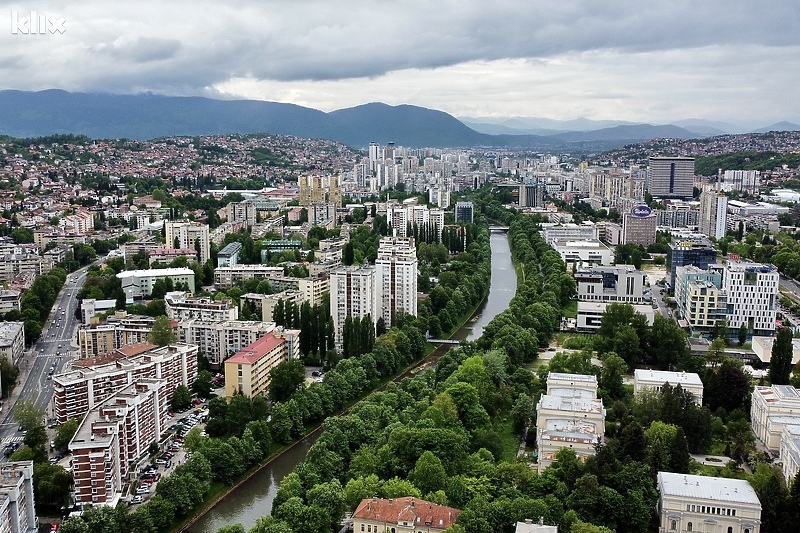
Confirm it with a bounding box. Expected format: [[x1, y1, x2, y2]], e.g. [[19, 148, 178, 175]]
[[1, 1, 799, 129]]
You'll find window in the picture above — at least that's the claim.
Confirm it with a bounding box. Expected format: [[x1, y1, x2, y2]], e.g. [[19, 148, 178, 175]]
[[670, 520, 677, 531], [360, 526, 364, 532], [728, 528, 733, 533], [687, 523, 693, 532]]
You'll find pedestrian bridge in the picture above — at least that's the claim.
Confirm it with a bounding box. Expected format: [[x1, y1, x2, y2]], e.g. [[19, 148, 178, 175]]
[[426, 338, 462, 345], [488, 225, 509, 232]]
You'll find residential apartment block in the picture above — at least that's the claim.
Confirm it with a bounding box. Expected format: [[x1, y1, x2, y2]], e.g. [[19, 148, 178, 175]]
[[674, 265, 727, 335], [722, 262, 778, 336], [213, 265, 284, 289], [647, 156, 695, 200], [240, 290, 304, 323], [217, 242, 243, 267], [633, 370, 703, 404], [699, 187, 728, 240], [165, 291, 239, 322], [0, 254, 44, 283], [330, 266, 378, 351], [0, 461, 37, 533], [224, 333, 288, 400], [375, 237, 418, 327], [78, 313, 173, 358], [0, 322, 24, 365], [70, 379, 169, 507], [165, 221, 210, 264], [147, 248, 198, 266], [177, 319, 298, 366], [656, 472, 761, 533], [0, 290, 21, 315], [54, 343, 198, 424]]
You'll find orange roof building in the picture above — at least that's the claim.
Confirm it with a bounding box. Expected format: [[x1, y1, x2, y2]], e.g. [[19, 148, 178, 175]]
[[353, 497, 461, 533], [224, 332, 287, 400]]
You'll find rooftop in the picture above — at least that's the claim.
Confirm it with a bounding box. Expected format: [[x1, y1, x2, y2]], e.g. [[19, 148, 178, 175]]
[[0, 321, 23, 346], [658, 472, 761, 506], [634, 369, 703, 387], [353, 497, 461, 530], [117, 267, 195, 278], [226, 333, 285, 365], [538, 394, 604, 414]]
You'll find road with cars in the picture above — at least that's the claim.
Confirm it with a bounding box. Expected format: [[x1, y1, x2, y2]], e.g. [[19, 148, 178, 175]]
[[0, 266, 90, 459]]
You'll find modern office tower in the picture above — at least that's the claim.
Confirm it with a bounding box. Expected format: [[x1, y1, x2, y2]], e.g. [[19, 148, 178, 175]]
[[575, 265, 647, 304], [329, 266, 377, 351], [383, 142, 396, 163], [699, 186, 728, 240], [647, 156, 695, 199], [519, 183, 544, 208], [454, 201, 474, 223], [722, 262, 778, 336], [666, 239, 717, 289], [621, 212, 657, 246], [375, 237, 418, 327], [165, 221, 211, 264]]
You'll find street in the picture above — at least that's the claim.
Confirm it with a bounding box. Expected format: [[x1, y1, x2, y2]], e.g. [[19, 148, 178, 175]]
[[0, 266, 89, 458]]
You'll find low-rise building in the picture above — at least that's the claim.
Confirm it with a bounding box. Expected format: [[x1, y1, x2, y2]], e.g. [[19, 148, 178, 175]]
[[751, 385, 800, 452], [0, 290, 21, 314], [575, 265, 646, 304], [535, 394, 605, 473], [778, 424, 800, 484], [217, 242, 243, 267], [0, 461, 37, 533], [224, 333, 288, 400], [546, 372, 598, 399], [576, 301, 655, 332], [752, 336, 800, 366], [117, 268, 196, 300], [633, 370, 703, 404], [550, 239, 613, 267], [148, 248, 198, 266], [214, 265, 285, 289], [656, 472, 761, 533], [165, 292, 238, 322], [352, 497, 461, 533]]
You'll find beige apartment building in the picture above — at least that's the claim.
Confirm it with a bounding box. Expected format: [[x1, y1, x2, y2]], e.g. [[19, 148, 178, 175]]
[[224, 333, 288, 400]]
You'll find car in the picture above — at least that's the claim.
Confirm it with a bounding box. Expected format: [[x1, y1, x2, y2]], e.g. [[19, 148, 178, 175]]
[[50, 523, 60, 532], [311, 371, 320, 377], [155, 458, 168, 465], [130, 495, 144, 505], [135, 486, 150, 495]]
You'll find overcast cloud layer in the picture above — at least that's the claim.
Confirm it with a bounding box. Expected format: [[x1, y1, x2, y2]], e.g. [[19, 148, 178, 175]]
[[1, 0, 799, 128]]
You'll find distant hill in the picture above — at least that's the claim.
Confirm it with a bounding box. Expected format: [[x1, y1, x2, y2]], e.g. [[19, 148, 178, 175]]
[[752, 121, 800, 133], [0, 89, 732, 150]]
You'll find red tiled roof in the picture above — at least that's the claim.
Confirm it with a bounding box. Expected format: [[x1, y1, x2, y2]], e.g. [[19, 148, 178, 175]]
[[226, 333, 285, 365], [353, 497, 461, 531]]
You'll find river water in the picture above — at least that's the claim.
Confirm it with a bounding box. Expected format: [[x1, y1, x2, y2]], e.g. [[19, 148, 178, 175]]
[[186, 231, 515, 533]]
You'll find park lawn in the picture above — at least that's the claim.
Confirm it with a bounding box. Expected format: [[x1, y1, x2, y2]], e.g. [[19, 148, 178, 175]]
[[494, 415, 521, 463], [562, 299, 578, 319]]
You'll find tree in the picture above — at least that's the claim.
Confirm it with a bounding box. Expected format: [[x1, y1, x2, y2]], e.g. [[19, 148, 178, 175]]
[[0, 357, 19, 398], [409, 451, 447, 495], [599, 352, 627, 401], [770, 327, 794, 385], [738, 323, 748, 346], [151, 315, 176, 346], [171, 384, 192, 410], [193, 369, 214, 398], [269, 359, 306, 402], [13, 400, 45, 431], [53, 418, 80, 453]]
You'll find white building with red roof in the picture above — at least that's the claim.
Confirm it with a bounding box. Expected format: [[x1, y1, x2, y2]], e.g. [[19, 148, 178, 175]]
[[223, 332, 288, 400], [353, 497, 461, 533]]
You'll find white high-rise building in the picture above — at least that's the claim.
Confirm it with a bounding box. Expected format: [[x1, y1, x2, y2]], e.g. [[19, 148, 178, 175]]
[[0, 461, 37, 533], [165, 221, 211, 264], [722, 262, 779, 336], [699, 186, 728, 240], [369, 142, 381, 172], [375, 237, 418, 327], [329, 266, 378, 351], [647, 156, 695, 200]]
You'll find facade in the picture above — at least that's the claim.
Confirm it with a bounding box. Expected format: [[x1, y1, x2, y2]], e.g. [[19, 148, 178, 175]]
[[53, 343, 198, 424], [78, 314, 170, 358], [213, 265, 284, 289], [375, 237, 418, 327], [656, 472, 761, 533], [0, 254, 44, 283], [751, 336, 800, 365], [550, 239, 613, 267], [575, 265, 646, 304], [577, 301, 655, 332], [778, 423, 800, 484], [223, 333, 288, 399], [165, 292, 238, 322], [0, 290, 21, 314], [352, 497, 461, 533], [70, 379, 168, 507], [0, 322, 24, 365], [177, 319, 298, 366], [298, 175, 342, 208], [648, 156, 695, 200], [116, 268, 196, 300], [165, 221, 210, 264], [751, 385, 800, 452], [541, 223, 599, 245], [0, 461, 37, 533], [621, 212, 657, 246], [633, 370, 703, 404], [699, 188, 728, 240], [535, 394, 605, 473], [454, 201, 474, 223], [330, 266, 378, 351], [240, 290, 304, 323], [674, 266, 727, 335], [147, 248, 198, 266], [667, 239, 717, 289], [721, 262, 778, 336], [546, 372, 598, 399]]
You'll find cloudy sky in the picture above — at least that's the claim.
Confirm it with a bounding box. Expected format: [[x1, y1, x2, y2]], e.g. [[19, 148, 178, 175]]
[[2, 0, 799, 128]]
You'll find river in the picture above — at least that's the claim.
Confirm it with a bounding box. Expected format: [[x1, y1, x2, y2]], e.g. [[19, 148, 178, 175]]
[[186, 231, 516, 533]]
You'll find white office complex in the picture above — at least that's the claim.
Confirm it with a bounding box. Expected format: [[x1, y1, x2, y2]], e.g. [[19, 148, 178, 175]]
[[699, 187, 728, 240], [720, 170, 760, 195], [647, 157, 695, 200], [329, 266, 378, 351], [550, 239, 613, 267], [722, 262, 778, 336], [165, 221, 211, 264], [656, 472, 761, 533], [575, 265, 646, 304], [375, 237, 418, 327], [116, 268, 196, 300], [633, 370, 703, 404], [0, 461, 37, 533]]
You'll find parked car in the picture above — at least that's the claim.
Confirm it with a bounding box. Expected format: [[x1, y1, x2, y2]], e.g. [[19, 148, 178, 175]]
[[135, 486, 150, 495], [155, 458, 169, 465], [130, 495, 144, 505]]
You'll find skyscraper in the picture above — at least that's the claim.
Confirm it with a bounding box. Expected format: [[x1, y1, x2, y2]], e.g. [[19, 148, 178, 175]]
[[375, 237, 418, 327], [648, 157, 695, 200], [329, 266, 377, 351], [699, 186, 728, 240]]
